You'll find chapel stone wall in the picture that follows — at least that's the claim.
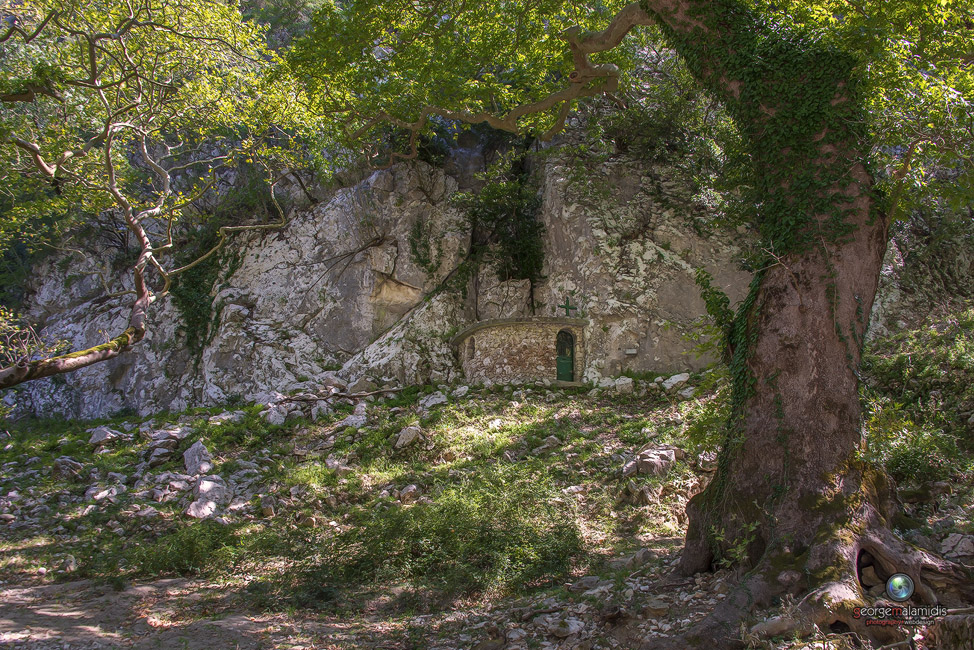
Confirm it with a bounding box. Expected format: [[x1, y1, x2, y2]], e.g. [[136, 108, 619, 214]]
[[453, 317, 586, 384]]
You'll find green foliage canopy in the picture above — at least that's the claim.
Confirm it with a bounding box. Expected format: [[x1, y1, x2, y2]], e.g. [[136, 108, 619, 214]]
[[0, 0, 301, 386], [290, 0, 974, 219]]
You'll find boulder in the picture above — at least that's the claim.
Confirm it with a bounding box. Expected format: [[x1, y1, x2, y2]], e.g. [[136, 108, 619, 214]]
[[547, 617, 584, 638], [942, 533, 974, 560], [614, 377, 635, 394], [661, 373, 690, 391], [636, 448, 677, 476], [399, 484, 421, 503], [262, 406, 288, 426], [419, 391, 448, 410], [394, 425, 423, 449], [52, 457, 84, 479], [183, 441, 214, 475], [88, 426, 122, 447]]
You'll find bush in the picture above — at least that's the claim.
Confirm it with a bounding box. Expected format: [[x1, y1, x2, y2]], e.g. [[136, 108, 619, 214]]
[[129, 521, 242, 576], [297, 464, 583, 602]]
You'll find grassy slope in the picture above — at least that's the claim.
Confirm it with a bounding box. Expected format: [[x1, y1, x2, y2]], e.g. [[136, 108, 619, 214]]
[[0, 311, 972, 646]]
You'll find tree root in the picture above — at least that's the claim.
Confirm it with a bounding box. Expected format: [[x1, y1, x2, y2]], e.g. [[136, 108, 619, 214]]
[[637, 519, 974, 649], [747, 526, 974, 648]]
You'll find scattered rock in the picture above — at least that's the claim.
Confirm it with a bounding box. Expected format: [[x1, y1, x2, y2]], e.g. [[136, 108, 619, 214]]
[[394, 425, 423, 449], [941, 533, 974, 560], [147, 447, 172, 467], [183, 441, 214, 475], [419, 391, 448, 410], [88, 426, 123, 447], [696, 450, 718, 472], [661, 373, 690, 391], [399, 484, 421, 504], [636, 447, 677, 475], [452, 385, 470, 399], [678, 386, 696, 399], [547, 616, 584, 638], [208, 411, 245, 425], [614, 377, 634, 394], [262, 406, 289, 426], [52, 457, 84, 479]]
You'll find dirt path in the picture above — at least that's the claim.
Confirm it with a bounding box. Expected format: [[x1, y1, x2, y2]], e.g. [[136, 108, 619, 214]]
[[0, 579, 305, 649]]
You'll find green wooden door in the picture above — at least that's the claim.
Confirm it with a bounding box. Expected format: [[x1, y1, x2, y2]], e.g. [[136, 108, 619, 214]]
[[556, 330, 574, 381]]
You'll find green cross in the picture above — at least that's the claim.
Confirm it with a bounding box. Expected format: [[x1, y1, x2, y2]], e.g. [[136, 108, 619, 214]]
[[558, 296, 578, 317]]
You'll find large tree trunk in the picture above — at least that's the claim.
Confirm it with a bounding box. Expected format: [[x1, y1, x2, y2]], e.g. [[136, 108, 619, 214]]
[[624, 0, 974, 645], [680, 172, 889, 575]]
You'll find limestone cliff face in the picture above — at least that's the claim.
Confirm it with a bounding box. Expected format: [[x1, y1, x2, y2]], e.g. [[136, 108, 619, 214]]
[[14, 145, 754, 419]]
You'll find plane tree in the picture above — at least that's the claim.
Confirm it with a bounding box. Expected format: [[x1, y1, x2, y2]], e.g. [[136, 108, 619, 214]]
[[0, 0, 294, 389], [289, 0, 974, 645]]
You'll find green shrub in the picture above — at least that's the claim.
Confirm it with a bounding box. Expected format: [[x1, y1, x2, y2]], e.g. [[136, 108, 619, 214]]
[[863, 397, 961, 484], [861, 309, 974, 483], [297, 464, 583, 602], [129, 521, 242, 576]]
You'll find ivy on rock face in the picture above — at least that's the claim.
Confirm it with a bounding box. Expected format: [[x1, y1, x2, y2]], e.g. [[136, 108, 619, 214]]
[[455, 178, 545, 285], [643, 0, 871, 257]]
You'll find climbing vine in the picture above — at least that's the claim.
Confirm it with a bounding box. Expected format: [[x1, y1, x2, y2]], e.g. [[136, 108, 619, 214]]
[[452, 148, 545, 285], [641, 0, 883, 561]]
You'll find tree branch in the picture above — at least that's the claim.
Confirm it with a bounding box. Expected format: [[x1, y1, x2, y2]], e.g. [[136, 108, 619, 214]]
[[0, 267, 150, 390]]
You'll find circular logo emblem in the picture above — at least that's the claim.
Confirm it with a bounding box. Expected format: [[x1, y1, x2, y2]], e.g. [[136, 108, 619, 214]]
[[886, 573, 915, 602]]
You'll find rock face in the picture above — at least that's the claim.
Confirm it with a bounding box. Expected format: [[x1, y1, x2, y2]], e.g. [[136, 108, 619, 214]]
[[17, 140, 756, 418]]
